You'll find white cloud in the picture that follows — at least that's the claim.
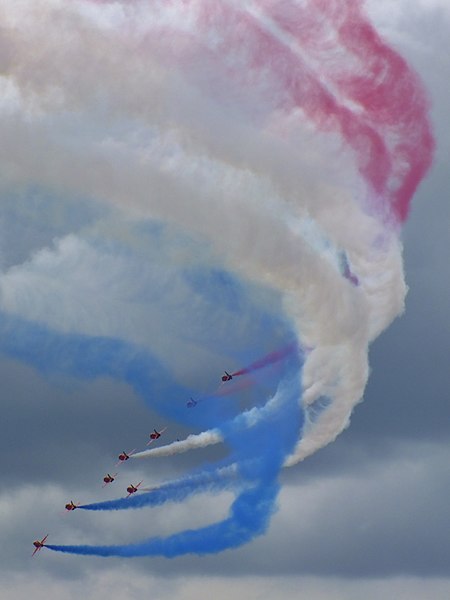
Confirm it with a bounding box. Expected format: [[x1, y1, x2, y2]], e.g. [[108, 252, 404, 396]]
[[4, 571, 450, 600]]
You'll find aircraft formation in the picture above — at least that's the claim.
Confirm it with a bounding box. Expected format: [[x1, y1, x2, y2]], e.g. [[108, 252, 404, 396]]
[[31, 426, 168, 554], [32, 371, 235, 555]]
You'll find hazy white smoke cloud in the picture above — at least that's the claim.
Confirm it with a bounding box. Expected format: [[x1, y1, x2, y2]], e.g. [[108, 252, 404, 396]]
[[0, 0, 432, 470]]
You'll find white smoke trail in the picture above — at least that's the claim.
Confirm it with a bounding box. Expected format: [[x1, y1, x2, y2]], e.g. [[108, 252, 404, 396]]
[[134, 379, 297, 459], [133, 431, 223, 460], [0, 0, 428, 471]]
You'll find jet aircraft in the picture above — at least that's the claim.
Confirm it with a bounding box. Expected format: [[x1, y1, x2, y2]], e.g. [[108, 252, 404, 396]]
[[102, 473, 117, 487], [147, 427, 167, 445], [116, 449, 137, 465], [32, 534, 48, 556], [126, 481, 143, 498]]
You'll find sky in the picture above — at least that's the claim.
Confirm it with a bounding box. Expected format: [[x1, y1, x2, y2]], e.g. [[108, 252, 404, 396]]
[[0, 0, 449, 598]]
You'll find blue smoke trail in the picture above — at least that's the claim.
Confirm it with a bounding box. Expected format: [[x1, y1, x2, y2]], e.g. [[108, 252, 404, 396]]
[[80, 464, 237, 512], [47, 483, 280, 557], [0, 310, 188, 424], [46, 367, 303, 557], [78, 362, 305, 514], [0, 263, 304, 557], [0, 235, 296, 430]]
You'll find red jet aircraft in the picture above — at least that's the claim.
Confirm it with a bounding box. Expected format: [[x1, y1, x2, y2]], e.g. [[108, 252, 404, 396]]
[[102, 473, 117, 487], [146, 427, 167, 446], [116, 449, 137, 466], [221, 371, 233, 382], [32, 534, 48, 556], [65, 501, 79, 512], [126, 481, 143, 498]]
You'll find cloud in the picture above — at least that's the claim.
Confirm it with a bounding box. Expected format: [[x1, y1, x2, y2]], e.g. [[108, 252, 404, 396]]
[[0, 0, 439, 570], [5, 568, 450, 600]]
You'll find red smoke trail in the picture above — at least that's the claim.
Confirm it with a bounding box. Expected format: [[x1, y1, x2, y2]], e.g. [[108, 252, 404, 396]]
[[230, 342, 298, 378], [130, 0, 434, 224], [197, 0, 434, 223], [258, 0, 435, 222]]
